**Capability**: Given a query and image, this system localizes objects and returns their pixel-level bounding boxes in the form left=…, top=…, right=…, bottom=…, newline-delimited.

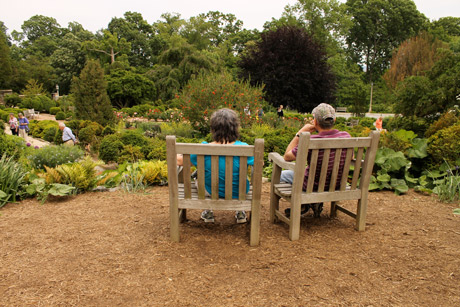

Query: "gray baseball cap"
left=312, top=103, right=336, bottom=121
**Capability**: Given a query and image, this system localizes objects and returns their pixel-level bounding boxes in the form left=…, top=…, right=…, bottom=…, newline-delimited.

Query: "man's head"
left=59, top=122, right=66, bottom=131
left=312, top=103, right=336, bottom=130
left=210, top=108, right=240, bottom=144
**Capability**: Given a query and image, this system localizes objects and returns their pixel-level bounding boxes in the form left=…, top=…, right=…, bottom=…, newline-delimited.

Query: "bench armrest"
left=268, top=152, right=296, bottom=171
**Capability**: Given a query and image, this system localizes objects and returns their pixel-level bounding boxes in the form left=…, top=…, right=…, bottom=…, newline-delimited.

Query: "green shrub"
left=28, top=145, right=84, bottom=169
left=121, top=130, right=148, bottom=147
left=173, top=71, right=265, bottom=133
left=0, top=154, right=27, bottom=207
left=99, top=134, right=124, bottom=163
left=43, top=127, right=58, bottom=143
left=358, top=117, right=377, bottom=129
left=428, top=123, right=460, bottom=166
left=143, top=137, right=166, bottom=161
left=49, top=107, right=62, bottom=115
left=78, top=126, right=98, bottom=146
left=55, top=111, right=66, bottom=120
left=425, top=111, right=459, bottom=138
left=386, top=115, right=428, bottom=137
left=4, top=94, right=21, bottom=107
left=28, top=120, right=59, bottom=139
left=0, top=134, right=26, bottom=160
left=159, top=122, right=196, bottom=139
left=118, top=145, right=144, bottom=163
left=102, top=125, right=116, bottom=136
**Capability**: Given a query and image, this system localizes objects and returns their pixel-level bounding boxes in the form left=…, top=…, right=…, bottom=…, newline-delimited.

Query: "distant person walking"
left=17, top=113, right=29, bottom=141
left=277, top=105, right=284, bottom=119
left=59, top=123, right=77, bottom=146
left=8, top=113, right=19, bottom=136
left=374, top=116, right=383, bottom=131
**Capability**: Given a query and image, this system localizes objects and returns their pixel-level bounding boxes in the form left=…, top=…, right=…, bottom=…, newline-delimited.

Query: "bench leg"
left=269, top=166, right=281, bottom=223
left=289, top=200, right=301, bottom=241
left=330, top=201, right=338, bottom=218
left=170, top=202, right=180, bottom=242
left=356, top=198, right=368, bottom=231
left=179, top=209, right=187, bottom=223
left=250, top=205, right=260, bottom=246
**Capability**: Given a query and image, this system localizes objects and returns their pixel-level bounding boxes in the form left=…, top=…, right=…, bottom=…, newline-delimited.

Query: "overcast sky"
left=1, top=0, right=459, bottom=35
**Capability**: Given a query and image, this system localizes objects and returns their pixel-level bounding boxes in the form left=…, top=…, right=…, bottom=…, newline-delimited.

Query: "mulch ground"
left=1, top=183, right=459, bottom=306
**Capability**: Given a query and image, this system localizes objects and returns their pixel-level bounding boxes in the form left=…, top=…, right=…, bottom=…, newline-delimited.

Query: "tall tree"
left=383, top=32, right=449, bottom=89
left=282, top=0, right=352, bottom=54
left=50, top=32, right=88, bottom=94
left=239, top=26, right=335, bottom=112
left=346, top=0, right=428, bottom=83
left=71, top=60, right=114, bottom=126
left=83, top=30, right=131, bottom=64
left=108, top=12, right=164, bottom=67
left=0, top=29, right=12, bottom=88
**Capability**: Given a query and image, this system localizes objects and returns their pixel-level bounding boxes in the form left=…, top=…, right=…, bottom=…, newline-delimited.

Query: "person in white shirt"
left=59, top=122, right=76, bottom=146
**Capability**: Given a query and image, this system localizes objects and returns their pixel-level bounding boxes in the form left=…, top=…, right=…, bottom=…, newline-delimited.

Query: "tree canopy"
left=239, top=25, right=335, bottom=112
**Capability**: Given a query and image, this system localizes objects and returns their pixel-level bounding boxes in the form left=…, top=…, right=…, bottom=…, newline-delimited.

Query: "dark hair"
left=210, top=108, right=240, bottom=143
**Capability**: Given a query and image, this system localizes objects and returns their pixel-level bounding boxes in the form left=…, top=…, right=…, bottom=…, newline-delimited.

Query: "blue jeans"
left=280, top=170, right=294, bottom=184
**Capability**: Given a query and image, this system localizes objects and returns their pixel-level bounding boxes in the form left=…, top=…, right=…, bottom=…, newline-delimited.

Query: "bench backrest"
left=292, top=131, right=380, bottom=197
left=166, top=136, right=264, bottom=203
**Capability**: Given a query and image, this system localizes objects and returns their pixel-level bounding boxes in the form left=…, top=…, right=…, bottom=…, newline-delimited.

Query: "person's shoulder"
left=234, top=140, right=248, bottom=145
left=337, top=130, right=351, bottom=138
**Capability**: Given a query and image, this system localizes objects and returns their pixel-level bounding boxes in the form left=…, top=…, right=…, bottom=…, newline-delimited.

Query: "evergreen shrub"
left=49, top=107, right=62, bottom=115
left=99, top=134, right=124, bottom=163
left=55, top=111, right=66, bottom=120
left=428, top=123, right=460, bottom=166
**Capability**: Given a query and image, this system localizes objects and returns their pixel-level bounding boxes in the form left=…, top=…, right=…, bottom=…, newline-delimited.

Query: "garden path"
left=3, top=113, right=59, bottom=148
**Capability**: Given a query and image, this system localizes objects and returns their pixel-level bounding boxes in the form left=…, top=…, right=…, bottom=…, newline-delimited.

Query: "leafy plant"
left=0, top=154, right=27, bottom=207
left=120, top=163, right=145, bottom=193
left=26, top=178, right=75, bottom=204
left=28, top=145, right=84, bottom=169
left=431, top=162, right=460, bottom=203
left=99, top=134, right=124, bottom=163
left=139, top=160, right=168, bottom=185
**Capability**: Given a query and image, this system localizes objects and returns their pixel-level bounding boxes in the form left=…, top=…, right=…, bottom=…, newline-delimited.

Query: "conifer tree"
left=71, top=60, right=114, bottom=126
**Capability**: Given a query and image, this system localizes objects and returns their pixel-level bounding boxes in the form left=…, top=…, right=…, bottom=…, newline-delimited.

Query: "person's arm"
left=283, top=123, right=316, bottom=161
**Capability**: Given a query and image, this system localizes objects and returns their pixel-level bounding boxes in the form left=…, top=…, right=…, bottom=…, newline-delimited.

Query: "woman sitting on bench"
left=177, top=108, right=254, bottom=224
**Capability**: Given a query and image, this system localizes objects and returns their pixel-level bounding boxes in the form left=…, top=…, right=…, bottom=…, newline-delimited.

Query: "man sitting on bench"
left=280, top=103, right=351, bottom=217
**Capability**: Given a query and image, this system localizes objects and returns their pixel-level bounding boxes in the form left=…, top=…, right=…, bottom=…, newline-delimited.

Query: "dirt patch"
left=1, top=183, right=459, bottom=306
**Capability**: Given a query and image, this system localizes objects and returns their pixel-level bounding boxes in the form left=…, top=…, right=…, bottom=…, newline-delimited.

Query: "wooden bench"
left=269, top=131, right=380, bottom=240
left=336, top=107, right=347, bottom=112
left=166, top=136, right=264, bottom=246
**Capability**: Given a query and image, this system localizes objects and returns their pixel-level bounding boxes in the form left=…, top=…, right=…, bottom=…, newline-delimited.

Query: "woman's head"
left=9, top=113, right=14, bottom=118
left=210, top=108, right=240, bottom=144
left=18, top=112, right=23, bottom=118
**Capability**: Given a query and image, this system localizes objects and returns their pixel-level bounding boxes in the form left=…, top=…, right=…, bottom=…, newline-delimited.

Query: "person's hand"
left=299, top=123, right=316, bottom=134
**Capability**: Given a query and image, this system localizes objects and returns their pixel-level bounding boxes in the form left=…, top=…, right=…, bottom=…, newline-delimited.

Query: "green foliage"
left=120, top=163, right=145, bottom=193
left=55, top=111, right=66, bottom=120
left=174, top=71, right=264, bottom=133
left=385, top=115, right=428, bottom=137
left=43, top=126, right=58, bottom=142
left=28, top=145, right=84, bottom=169
left=28, top=120, right=59, bottom=139
left=239, top=25, right=335, bottom=112
left=102, top=125, right=116, bottom=136
left=51, top=156, right=103, bottom=192
left=49, top=106, right=61, bottom=115
left=120, top=130, right=147, bottom=147
left=99, top=134, right=124, bottom=163
left=159, top=122, right=196, bottom=139
left=71, top=59, right=114, bottom=126
left=139, top=160, right=168, bottom=185
left=118, top=145, right=144, bottom=163
left=143, top=138, right=166, bottom=161
left=105, top=69, right=156, bottom=108
left=4, top=94, right=21, bottom=107
left=26, top=177, right=75, bottom=204
left=0, top=154, right=27, bottom=207
left=425, top=110, right=459, bottom=138
left=0, top=133, right=27, bottom=160
left=427, top=123, right=460, bottom=166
